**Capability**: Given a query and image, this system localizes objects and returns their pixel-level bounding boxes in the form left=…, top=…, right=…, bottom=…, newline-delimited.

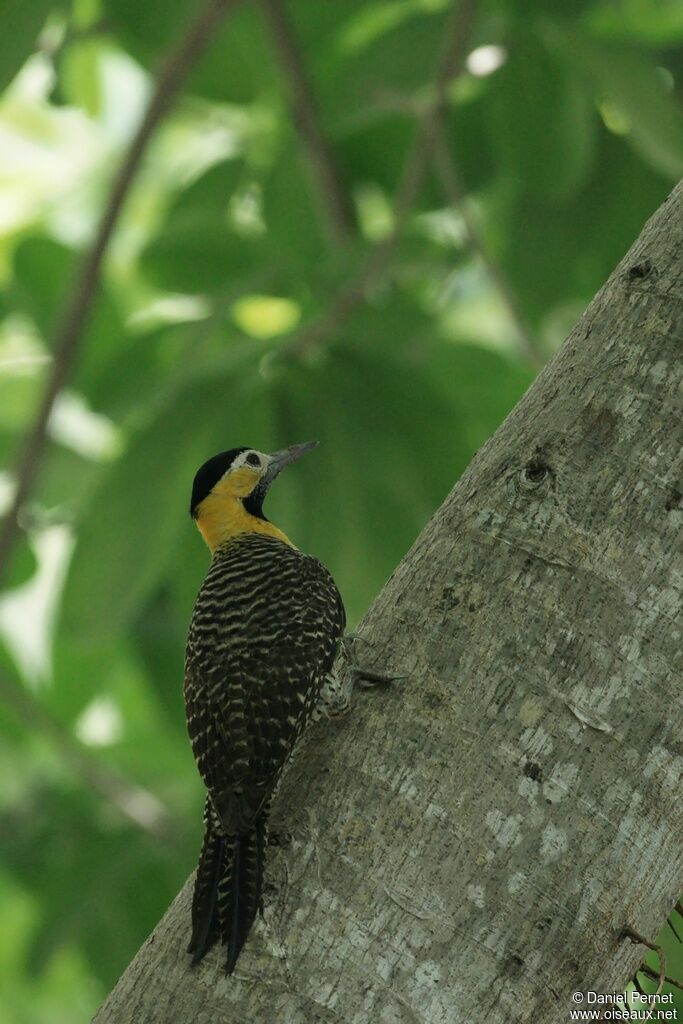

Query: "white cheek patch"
left=230, top=450, right=268, bottom=473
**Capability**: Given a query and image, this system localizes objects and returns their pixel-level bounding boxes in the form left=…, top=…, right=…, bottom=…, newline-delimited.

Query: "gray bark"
left=93, top=181, right=683, bottom=1024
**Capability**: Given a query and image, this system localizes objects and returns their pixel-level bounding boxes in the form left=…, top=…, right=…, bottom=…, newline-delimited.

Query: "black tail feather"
left=189, top=812, right=266, bottom=974
left=188, top=822, right=224, bottom=962
left=221, top=821, right=266, bottom=974
left=225, top=837, right=243, bottom=975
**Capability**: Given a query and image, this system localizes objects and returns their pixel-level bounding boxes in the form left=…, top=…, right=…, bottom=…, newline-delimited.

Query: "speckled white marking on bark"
left=507, top=872, right=526, bottom=895
left=466, top=884, right=486, bottom=908
left=486, top=810, right=524, bottom=848
left=517, top=777, right=538, bottom=804
left=540, top=824, right=569, bottom=861
left=542, top=762, right=579, bottom=804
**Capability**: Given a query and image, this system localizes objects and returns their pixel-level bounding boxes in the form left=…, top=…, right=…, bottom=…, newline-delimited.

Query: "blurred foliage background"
left=0, top=0, right=682, bottom=1020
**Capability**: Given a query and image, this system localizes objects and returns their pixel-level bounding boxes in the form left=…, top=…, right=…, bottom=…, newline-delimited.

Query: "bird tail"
left=188, top=803, right=266, bottom=974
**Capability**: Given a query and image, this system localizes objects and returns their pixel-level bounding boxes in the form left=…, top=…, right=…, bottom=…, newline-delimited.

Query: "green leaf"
left=311, top=2, right=450, bottom=130
left=585, top=0, right=683, bottom=45
left=104, top=0, right=195, bottom=67
left=49, top=632, right=126, bottom=723
left=336, top=0, right=448, bottom=53
left=550, top=28, right=683, bottom=179
left=492, top=129, right=673, bottom=323
left=11, top=237, right=126, bottom=400
left=129, top=588, right=194, bottom=739
left=337, top=114, right=416, bottom=198
left=11, top=238, right=72, bottom=340
left=425, top=342, right=534, bottom=453
left=59, top=352, right=266, bottom=642
left=486, top=29, right=595, bottom=201
left=441, top=87, right=498, bottom=197
left=1, top=783, right=187, bottom=988
left=2, top=538, right=38, bottom=591
left=260, top=139, right=332, bottom=274
left=79, top=328, right=171, bottom=421
left=34, top=443, right=103, bottom=516
left=139, top=159, right=262, bottom=294
left=0, top=373, right=44, bottom=434
left=266, top=337, right=465, bottom=621
left=141, top=144, right=339, bottom=298
left=0, top=1, right=54, bottom=92
left=106, top=0, right=279, bottom=103
left=58, top=36, right=104, bottom=117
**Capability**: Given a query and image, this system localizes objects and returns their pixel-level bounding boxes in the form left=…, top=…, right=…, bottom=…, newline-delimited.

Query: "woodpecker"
left=184, top=442, right=345, bottom=973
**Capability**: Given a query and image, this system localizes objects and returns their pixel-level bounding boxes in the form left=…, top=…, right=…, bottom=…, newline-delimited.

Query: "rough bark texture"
left=94, top=182, right=683, bottom=1023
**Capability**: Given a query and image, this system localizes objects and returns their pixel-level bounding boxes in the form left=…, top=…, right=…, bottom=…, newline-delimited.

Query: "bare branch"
left=637, top=963, right=683, bottom=993
left=432, top=132, right=545, bottom=368
left=667, top=913, right=682, bottom=943
left=259, top=0, right=355, bottom=246
left=282, top=0, right=477, bottom=360
left=0, top=0, right=239, bottom=585
left=0, top=670, right=173, bottom=840
left=622, top=927, right=667, bottom=996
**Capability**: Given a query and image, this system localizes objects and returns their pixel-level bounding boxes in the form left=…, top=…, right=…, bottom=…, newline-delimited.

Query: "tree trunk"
left=93, top=181, right=683, bottom=1024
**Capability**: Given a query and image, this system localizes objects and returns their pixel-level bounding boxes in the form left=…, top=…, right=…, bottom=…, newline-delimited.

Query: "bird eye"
left=245, top=452, right=261, bottom=467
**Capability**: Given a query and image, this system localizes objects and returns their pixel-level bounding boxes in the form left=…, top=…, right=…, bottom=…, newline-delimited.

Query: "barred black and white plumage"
left=184, top=444, right=345, bottom=973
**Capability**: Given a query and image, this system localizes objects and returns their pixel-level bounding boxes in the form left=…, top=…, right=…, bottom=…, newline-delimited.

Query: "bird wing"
left=185, top=538, right=345, bottom=836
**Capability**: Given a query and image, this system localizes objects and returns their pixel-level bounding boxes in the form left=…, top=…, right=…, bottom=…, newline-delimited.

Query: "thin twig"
left=282, top=0, right=476, bottom=360
left=667, top=915, right=682, bottom=943
left=622, top=927, right=667, bottom=996
left=432, top=132, right=544, bottom=369
left=0, top=671, right=173, bottom=840
left=637, top=963, right=683, bottom=993
left=632, top=974, right=647, bottom=999
left=0, top=0, right=238, bottom=585
left=259, top=0, right=355, bottom=246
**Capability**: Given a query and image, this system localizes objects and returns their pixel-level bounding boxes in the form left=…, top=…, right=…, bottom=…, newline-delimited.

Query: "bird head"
left=190, top=442, right=318, bottom=551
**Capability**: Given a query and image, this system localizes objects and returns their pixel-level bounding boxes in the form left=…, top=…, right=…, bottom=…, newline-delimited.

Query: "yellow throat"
left=194, top=466, right=294, bottom=553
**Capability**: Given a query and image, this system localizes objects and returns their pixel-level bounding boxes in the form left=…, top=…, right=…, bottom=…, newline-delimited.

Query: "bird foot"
left=341, top=634, right=408, bottom=690
left=314, top=637, right=405, bottom=721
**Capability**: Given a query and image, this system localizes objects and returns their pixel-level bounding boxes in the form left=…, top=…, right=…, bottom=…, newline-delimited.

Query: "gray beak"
left=263, top=441, right=318, bottom=486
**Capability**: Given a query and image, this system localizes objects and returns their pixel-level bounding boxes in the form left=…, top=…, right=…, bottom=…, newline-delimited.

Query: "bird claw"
left=352, top=668, right=408, bottom=689
left=342, top=634, right=407, bottom=690
left=342, top=631, right=365, bottom=645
